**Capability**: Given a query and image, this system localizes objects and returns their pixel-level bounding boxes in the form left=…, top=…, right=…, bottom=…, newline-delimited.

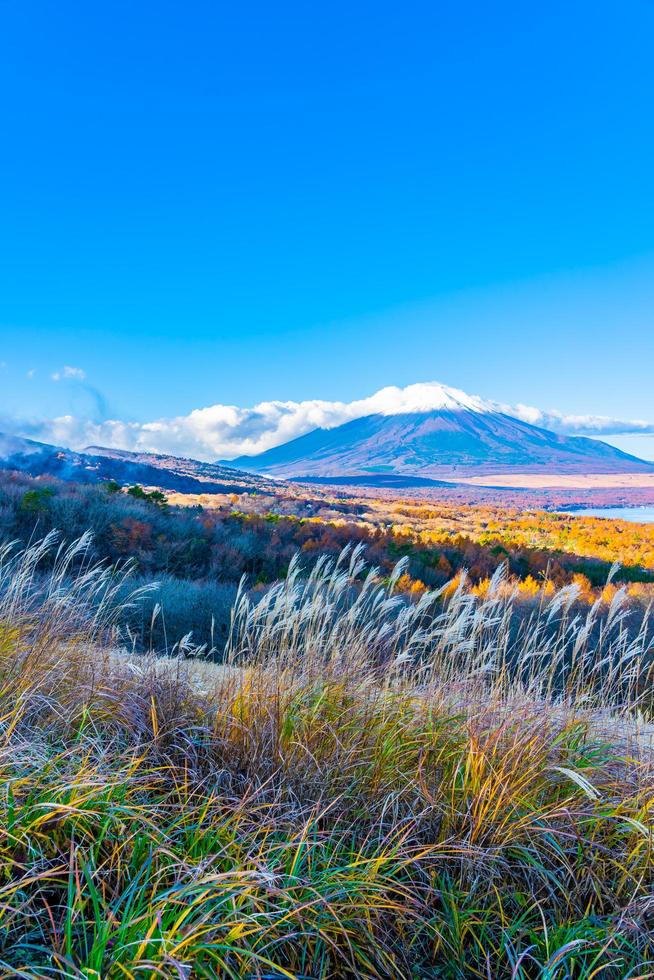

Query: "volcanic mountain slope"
left=225, top=404, right=653, bottom=481
left=0, top=434, right=273, bottom=494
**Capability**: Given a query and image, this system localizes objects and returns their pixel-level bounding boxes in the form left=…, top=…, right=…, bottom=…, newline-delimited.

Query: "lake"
left=560, top=506, right=654, bottom=523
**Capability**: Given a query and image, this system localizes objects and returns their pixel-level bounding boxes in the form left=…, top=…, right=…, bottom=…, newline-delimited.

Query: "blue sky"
left=1, top=0, right=653, bottom=458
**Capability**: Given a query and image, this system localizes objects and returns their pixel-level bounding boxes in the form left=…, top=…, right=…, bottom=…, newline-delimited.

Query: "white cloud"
left=3, top=381, right=654, bottom=462
left=51, top=365, right=86, bottom=382
left=492, top=402, right=654, bottom=437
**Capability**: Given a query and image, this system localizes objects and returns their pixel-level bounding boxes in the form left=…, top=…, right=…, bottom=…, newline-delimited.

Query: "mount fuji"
left=224, top=384, right=653, bottom=482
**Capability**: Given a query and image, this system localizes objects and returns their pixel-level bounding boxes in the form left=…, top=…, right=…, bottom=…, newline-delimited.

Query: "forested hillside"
left=2, top=469, right=653, bottom=651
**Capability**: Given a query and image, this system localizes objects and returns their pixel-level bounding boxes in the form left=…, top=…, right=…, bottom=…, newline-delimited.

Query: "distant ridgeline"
left=3, top=381, right=653, bottom=498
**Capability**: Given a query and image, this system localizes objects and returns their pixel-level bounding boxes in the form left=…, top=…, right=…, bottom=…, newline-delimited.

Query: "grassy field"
left=1, top=534, right=654, bottom=978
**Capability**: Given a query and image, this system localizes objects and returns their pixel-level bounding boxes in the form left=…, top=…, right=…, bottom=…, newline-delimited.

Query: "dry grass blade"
left=0, top=536, right=652, bottom=977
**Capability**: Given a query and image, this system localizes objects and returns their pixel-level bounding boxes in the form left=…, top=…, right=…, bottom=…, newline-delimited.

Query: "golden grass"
left=0, top=536, right=654, bottom=977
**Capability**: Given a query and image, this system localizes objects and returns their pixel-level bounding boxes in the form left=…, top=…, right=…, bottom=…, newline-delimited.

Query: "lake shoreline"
left=559, top=505, right=654, bottom=524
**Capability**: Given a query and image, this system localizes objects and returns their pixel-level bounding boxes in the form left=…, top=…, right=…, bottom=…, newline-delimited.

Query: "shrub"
left=20, top=486, right=55, bottom=513
left=121, top=573, right=236, bottom=652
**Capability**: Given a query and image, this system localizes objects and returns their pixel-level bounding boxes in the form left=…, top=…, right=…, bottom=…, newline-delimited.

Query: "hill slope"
left=0, top=434, right=272, bottom=494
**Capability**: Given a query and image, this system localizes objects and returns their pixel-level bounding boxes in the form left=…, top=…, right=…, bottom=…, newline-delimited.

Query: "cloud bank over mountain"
left=3, top=382, right=654, bottom=463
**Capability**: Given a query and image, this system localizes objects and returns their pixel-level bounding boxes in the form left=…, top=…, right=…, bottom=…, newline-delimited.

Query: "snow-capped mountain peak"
left=361, top=382, right=492, bottom=417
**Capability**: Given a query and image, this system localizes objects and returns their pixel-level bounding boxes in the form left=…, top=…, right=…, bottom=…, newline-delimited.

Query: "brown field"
left=458, top=472, right=654, bottom=489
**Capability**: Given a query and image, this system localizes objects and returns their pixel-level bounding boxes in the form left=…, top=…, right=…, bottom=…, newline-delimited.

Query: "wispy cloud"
left=493, top=403, right=654, bottom=437
left=51, top=365, right=86, bottom=382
